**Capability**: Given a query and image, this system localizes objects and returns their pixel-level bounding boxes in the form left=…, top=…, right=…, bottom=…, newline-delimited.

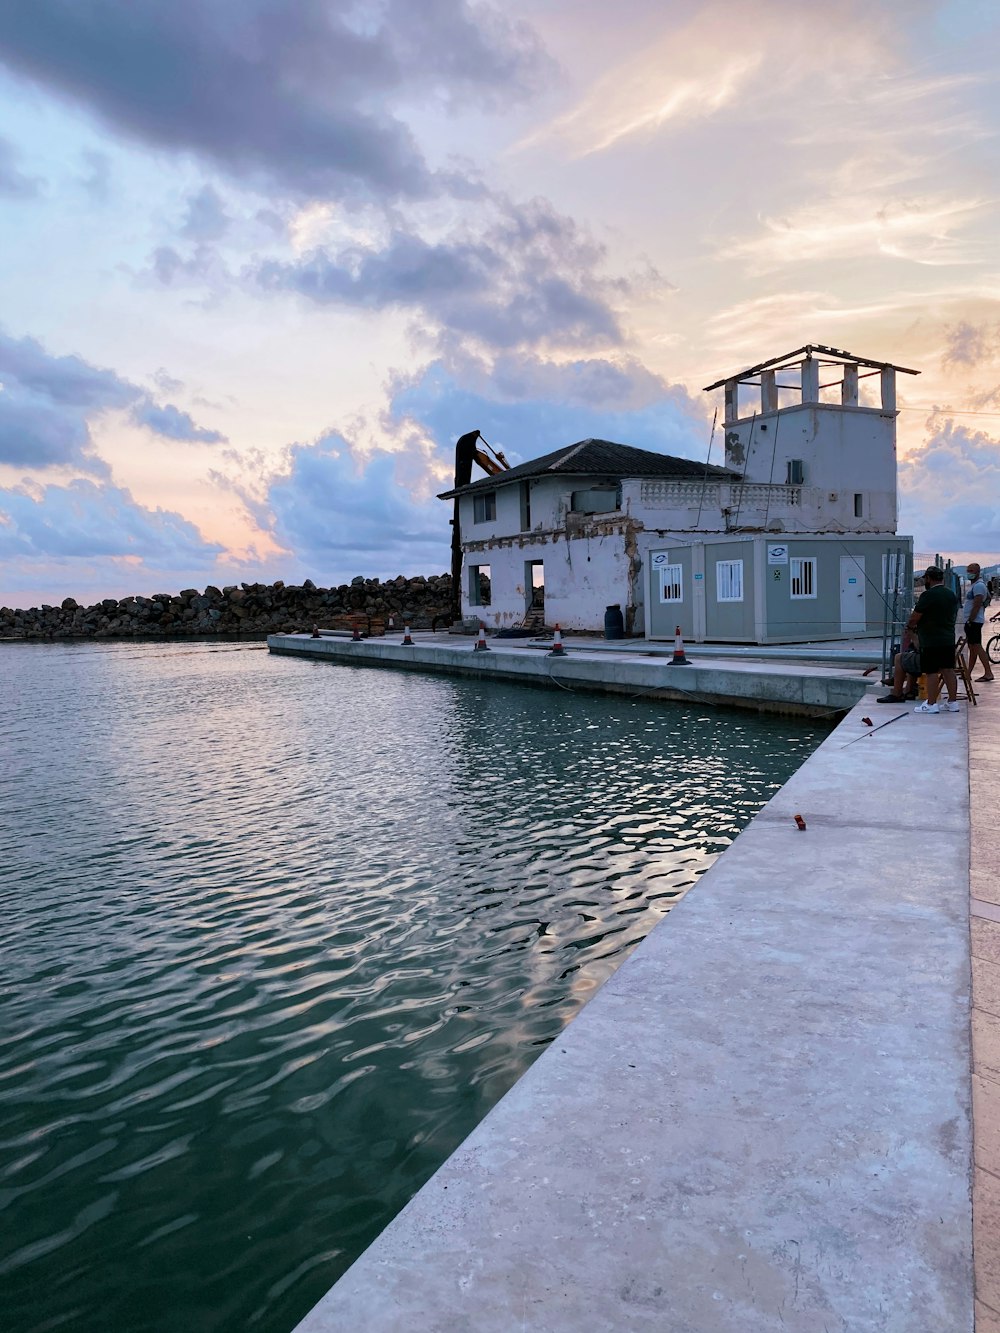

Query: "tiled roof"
left=437, top=438, right=737, bottom=499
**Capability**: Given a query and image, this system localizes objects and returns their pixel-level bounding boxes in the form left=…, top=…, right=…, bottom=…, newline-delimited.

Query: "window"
left=786, top=459, right=804, bottom=485
left=854, top=493, right=864, bottom=518
left=469, top=564, right=491, bottom=606
left=473, top=491, right=496, bottom=523
left=659, top=563, right=683, bottom=603
left=882, top=552, right=906, bottom=597
left=790, top=556, right=817, bottom=599
left=716, top=559, right=744, bottom=602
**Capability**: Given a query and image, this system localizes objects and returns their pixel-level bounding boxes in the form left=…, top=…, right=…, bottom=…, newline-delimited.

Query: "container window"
left=659, top=563, right=683, bottom=603
left=716, top=559, right=744, bottom=602
left=882, top=552, right=906, bottom=596
left=790, top=557, right=817, bottom=599
left=854, top=493, right=863, bottom=517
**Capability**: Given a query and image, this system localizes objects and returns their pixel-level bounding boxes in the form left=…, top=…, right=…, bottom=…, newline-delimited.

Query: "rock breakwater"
left=1, top=575, right=454, bottom=640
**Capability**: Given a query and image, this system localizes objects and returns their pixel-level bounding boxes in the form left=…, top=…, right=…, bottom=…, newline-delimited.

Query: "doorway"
left=839, top=554, right=866, bottom=633
left=525, top=560, right=544, bottom=620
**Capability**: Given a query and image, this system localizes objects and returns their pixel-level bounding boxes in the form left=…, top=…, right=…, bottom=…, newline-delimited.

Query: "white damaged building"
left=438, top=346, right=916, bottom=644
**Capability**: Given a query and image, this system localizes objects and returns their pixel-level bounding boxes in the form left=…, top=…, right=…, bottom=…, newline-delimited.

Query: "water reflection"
left=0, top=642, right=824, bottom=1332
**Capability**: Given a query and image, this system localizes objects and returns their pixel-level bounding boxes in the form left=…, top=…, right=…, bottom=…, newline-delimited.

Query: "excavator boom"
left=449, top=430, right=510, bottom=622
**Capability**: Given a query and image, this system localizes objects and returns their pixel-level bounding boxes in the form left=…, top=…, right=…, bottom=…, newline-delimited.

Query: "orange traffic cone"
left=549, top=624, right=567, bottom=657
left=351, top=620, right=363, bottom=641
left=473, top=623, right=491, bottom=652
left=667, top=624, right=689, bottom=665
left=401, top=624, right=414, bottom=645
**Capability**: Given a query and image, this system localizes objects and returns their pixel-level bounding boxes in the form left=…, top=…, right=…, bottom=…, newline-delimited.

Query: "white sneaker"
left=913, top=702, right=940, bottom=713
left=944, top=701, right=961, bottom=713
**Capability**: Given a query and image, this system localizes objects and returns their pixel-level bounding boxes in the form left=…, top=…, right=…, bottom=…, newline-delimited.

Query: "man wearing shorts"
left=909, top=566, right=960, bottom=714
left=964, top=561, right=995, bottom=683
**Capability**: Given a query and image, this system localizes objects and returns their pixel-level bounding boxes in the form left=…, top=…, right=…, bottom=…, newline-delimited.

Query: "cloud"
left=262, top=435, right=448, bottom=580
left=700, top=288, right=993, bottom=367
left=385, top=351, right=707, bottom=467
left=77, top=147, right=110, bottom=201
left=0, top=330, right=137, bottom=411
left=727, top=192, right=989, bottom=269
left=0, top=133, right=42, bottom=196
left=0, top=477, right=224, bottom=565
left=521, top=50, right=760, bottom=157
left=0, top=0, right=545, bottom=201
left=130, top=401, right=227, bottom=444
left=0, top=384, right=109, bottom=475
left=942, top=319, right=1000, bottom=369
left=180, top=184, right=230, bottom=241
left=251, top=197, right=625, bottom=352
left=0, top=330, right=135, bottom=472
left=146, top=244, right=232, bottom=291
left=0, top=328, right=226, bottom=469
left=898, top=418, right=1000, bottom=554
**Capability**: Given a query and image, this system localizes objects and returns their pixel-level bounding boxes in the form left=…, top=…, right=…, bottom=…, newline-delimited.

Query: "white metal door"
left=839, top=555, right=866, bottom=633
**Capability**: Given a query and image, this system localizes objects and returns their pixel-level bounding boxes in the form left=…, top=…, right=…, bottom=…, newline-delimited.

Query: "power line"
left=898, top=406, right=1000, bottom=418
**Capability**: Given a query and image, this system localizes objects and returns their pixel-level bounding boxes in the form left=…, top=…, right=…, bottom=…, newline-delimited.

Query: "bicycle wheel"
left=988, top=633, right=1000, bottom=666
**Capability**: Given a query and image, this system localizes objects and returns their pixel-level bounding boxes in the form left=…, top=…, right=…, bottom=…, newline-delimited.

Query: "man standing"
left=909, top=566, right=960, bottom=714
left=964, top=562, right=995, bottom=683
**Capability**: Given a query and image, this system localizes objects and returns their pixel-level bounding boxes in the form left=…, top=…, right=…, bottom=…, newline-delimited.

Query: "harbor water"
left=1, top=640, right=824, bottom=1332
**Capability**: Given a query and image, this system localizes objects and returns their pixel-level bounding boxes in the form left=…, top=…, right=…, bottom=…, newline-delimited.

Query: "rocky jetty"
left=0, top=575, right=454, bottom=640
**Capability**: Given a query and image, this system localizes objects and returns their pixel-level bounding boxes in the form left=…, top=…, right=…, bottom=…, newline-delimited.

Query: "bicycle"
left=987, top=611, right=1000, bottom=666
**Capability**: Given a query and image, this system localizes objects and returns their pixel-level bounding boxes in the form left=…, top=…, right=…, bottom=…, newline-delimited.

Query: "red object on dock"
left=668, top=625, right=690, bottom=665
left=473, top=623, right=490, bottom=652
left=794, top=814, right=807, bottom=831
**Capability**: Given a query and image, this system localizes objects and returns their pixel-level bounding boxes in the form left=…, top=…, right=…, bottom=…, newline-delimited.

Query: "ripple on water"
left=0, top=641, right=824, bottom=1333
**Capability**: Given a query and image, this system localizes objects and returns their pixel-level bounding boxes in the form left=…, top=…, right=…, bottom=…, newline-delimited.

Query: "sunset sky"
left=1, top=0, right=999, bottom=608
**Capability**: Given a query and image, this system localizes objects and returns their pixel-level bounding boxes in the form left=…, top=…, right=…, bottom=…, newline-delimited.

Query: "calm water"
left=1, top=641, right=824, bottom=1332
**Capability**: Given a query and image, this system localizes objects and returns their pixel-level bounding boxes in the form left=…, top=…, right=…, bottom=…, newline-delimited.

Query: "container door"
left=839, top=555, right=866, bottom=633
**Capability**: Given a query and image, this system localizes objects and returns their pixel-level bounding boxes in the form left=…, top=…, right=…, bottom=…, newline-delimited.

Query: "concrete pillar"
left=841, top=365, right=859, bottom=407
left=880, top=368, right=897, bottom=412
left=801, top=356, right=820, bottom=404
left=724, top=381, right=738, bottom=424
left=761, top=370, right=778, bottom=414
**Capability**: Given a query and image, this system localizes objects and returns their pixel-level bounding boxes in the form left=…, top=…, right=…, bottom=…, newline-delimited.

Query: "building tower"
left=703, top=345, right=918, bottom=533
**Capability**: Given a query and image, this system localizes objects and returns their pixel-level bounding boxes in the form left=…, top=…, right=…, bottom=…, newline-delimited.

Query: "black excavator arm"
left=449, top=430, right=510, bottom=622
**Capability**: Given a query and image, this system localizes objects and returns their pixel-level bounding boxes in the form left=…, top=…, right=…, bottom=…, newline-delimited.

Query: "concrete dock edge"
left=287, top=682, right=974, bottom=1332
left=267, top=632, right=872, bottom=718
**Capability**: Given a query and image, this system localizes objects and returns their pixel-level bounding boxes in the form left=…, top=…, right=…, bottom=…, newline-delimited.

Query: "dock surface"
left=282, top=638, right=991, bottom=1331
left=267, top=630, right=875, bottom=717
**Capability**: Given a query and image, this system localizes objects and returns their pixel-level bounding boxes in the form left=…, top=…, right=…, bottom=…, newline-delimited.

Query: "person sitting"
left=877, top=630, right=920, bottom=703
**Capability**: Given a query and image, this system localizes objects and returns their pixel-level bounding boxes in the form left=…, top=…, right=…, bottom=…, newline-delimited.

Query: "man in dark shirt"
left=908, top=565, right=960, bottom=714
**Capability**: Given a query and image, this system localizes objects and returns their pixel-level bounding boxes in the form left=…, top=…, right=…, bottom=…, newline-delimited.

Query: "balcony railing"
left=639, top=481, right=801, bottom=508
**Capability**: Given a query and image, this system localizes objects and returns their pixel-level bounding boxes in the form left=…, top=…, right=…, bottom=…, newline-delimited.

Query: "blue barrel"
left=604, top=604, right=625, bottom=640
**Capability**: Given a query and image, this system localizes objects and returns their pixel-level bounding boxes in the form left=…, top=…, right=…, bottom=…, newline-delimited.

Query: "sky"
left=1, top=0, right=999, bottom=609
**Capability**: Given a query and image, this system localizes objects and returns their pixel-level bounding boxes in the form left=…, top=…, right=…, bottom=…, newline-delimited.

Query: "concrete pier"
left=969, top=679, right=1000, bottom=1328
left=285, top=645, right=987, bottom=1331
left=267, top=631, right=874, bottom=717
